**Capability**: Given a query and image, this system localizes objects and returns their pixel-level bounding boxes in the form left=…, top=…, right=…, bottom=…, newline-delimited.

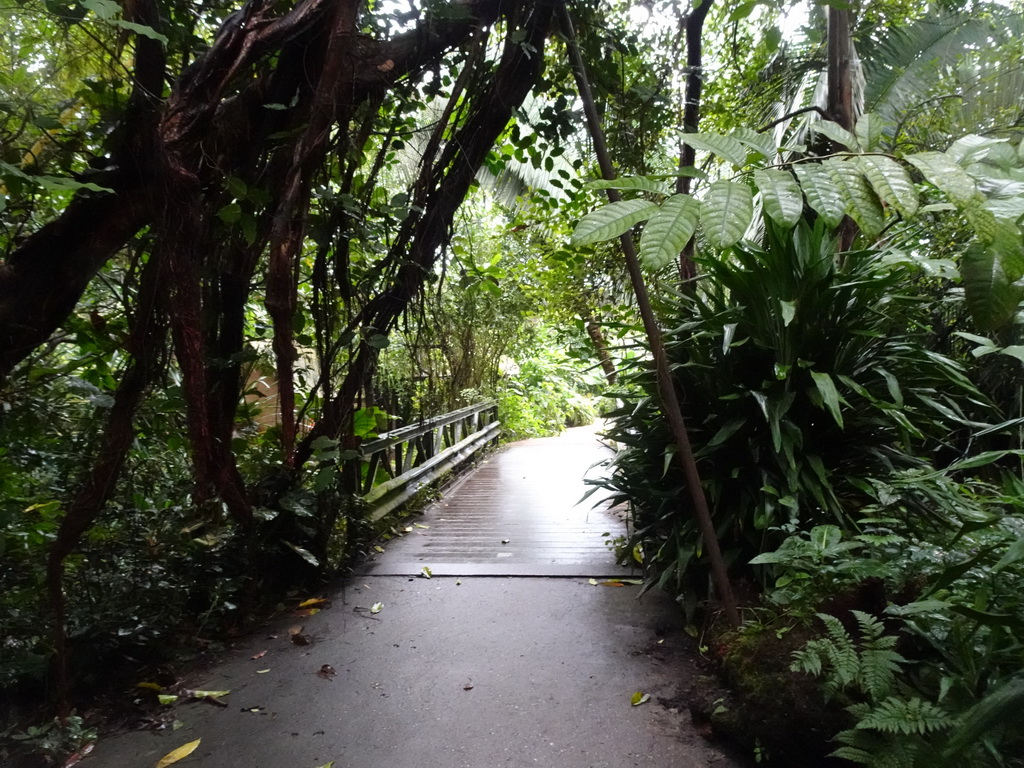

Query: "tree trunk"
left=559, top=2, right=740, bottom=628
left=676, top=0, right=713, bottom=283
left=583, top=314, right=617, bottom=385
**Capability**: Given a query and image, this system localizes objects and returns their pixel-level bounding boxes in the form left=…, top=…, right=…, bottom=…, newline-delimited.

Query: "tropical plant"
left=594, top=217, right=989, bottom=597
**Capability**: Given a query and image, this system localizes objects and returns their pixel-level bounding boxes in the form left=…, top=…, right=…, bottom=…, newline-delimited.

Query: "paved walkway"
left=82, top=425, right=745, bottom=768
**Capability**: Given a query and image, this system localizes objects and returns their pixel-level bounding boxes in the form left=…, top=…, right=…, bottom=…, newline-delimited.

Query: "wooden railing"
left=347, top=401, right=500, bottom=522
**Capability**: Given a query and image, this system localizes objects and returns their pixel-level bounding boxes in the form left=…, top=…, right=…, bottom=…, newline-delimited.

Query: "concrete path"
left=82, top=426, right=746, bottom=768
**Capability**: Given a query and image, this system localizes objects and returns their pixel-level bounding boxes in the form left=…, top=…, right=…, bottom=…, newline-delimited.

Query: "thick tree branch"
left=0, top=0, right=517, bottom=379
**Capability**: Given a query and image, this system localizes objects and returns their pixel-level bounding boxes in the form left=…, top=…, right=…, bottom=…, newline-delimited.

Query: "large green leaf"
left=811, top=120, right=860, bottom=151
left=700, top=180, right=753, bottom=249
left=810, top=371, right=845, bottom=428
left=856, top=155, right=919, bottom=220
left=586, top=176, right=672, bottom=195
left=961, top=242, right=1022, bottom=331
left=571, top=199, right=658, bottom=246
left=639, top=194, right=701, bottom=270
left=906, top=151, right=982, bottom=206
left=754, top=168, right=803, bottom=229
left=794, top=163, right=846, bottom=228
left=682, top=132, right=748, bottom=168
left=731, top=126, right=776, bottom=161
left=855, top=113, right=884, bottom=152
left=965, top=208, right=1024, bottom=279
left=823, top=158, right=886, bottom=236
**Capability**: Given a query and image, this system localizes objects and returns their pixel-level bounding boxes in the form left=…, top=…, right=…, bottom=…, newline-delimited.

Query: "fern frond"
left=859, top=647, right=904, bottom=702
left=855, top=696, right=953, bottom=736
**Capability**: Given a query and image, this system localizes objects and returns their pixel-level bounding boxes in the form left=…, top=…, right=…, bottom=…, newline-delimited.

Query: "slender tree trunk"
left=559, top=1, right=740, bottom=629
left=827, top=5, right=858, bottom=252
left=676, top=0, right=713, bottom=283
left=583, top=313, right=617, bottom=385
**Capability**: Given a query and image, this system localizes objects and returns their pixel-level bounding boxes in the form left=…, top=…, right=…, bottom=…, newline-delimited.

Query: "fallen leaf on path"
left=370, top=602, right=383, bottom=615
left=419, top=566, right=432, bottom=579
left=298, top=598, right=330, bottom=609
left=61, top=741, right=93, bottom=767
left=314, top=762, right=335, bottom=768
left=501, top=539, right=510, bottom=544
left=251, top=650, right=267, bottom=659
left=317, top=664, right=337, bottom=680
left=455, top=579, right=462, bottom=586
left=630, top=692, right=651, bottom=707
left=588, top=578, right=598, bottom=586
left=136, top=682, right=162, bottom=692
left=187, top=690, right=230, bottom=707
left=463, top=683, right=474, bottom=691
left=157, top=694, right=179, bottom=706
left=373, top=545, right=385, bottom=553
left=289, top=626, right=310, bottom=645
left=414, top=523, right=429, bottom=529
left=403, top=526, right=414, bottom=532
left=600, top=581, right=626, bottom=587
left=256, top=669, right=270, bottom=674
left=154, top=739, right=200, bottom=768
left=293, top=608, right=320, bottom=616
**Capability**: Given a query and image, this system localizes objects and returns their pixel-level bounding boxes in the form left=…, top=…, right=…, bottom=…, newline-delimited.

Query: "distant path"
left=357, top=421, right=628, bottom=576
left=82, top=425, right=747, bottom=768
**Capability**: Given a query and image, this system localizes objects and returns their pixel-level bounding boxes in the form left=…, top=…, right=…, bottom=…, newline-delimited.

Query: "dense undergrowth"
left=597, top=221, right=1024, bottom=766
left=0, top=319, right=599, bottom=765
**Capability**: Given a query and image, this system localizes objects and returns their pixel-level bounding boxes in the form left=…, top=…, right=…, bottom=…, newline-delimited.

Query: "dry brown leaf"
left=251, top=650, right=267, bottom=660
left=317, top=664, right=337, bottom=680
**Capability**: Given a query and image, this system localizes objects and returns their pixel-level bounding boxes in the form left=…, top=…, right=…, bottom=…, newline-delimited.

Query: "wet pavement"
left=81, top=425, right=747, bottom=768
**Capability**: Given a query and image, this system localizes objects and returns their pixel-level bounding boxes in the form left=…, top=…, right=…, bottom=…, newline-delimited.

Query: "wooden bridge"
left=352, top=410, right=631, bottom=578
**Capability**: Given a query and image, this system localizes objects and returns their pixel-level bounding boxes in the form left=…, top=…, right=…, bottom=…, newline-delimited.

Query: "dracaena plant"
left=592, top=217, right=991, bottom=597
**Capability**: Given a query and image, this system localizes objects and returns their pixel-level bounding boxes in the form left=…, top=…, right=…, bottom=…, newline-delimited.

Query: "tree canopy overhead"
left=5, top=0, right=1024, bottom=746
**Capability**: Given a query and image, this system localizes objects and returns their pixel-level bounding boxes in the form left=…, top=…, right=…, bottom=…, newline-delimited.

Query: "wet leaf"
left=317, top=664, right=337, bottom=680
left=631, top=692, right=651, bottom=706
left=298, top=598, right=329, bottom=609
left=155, top=739, right=201, bottom=768
left=188, top=690, right=229, bottom=708
left=370, top=602, right=383, bottom=614
left=158, top=694, right=179, bottom=706
left=251, top=650, right=267, bottom=659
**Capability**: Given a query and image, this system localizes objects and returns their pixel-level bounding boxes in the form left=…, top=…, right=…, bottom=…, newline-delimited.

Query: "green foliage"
left=595, top=218, right=986, bottom=596
left=494, top=333, right=599, bottom=440
left=758, top=468, right=1024, bottom=767
left=572, top=123, right=1024, bottom=335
